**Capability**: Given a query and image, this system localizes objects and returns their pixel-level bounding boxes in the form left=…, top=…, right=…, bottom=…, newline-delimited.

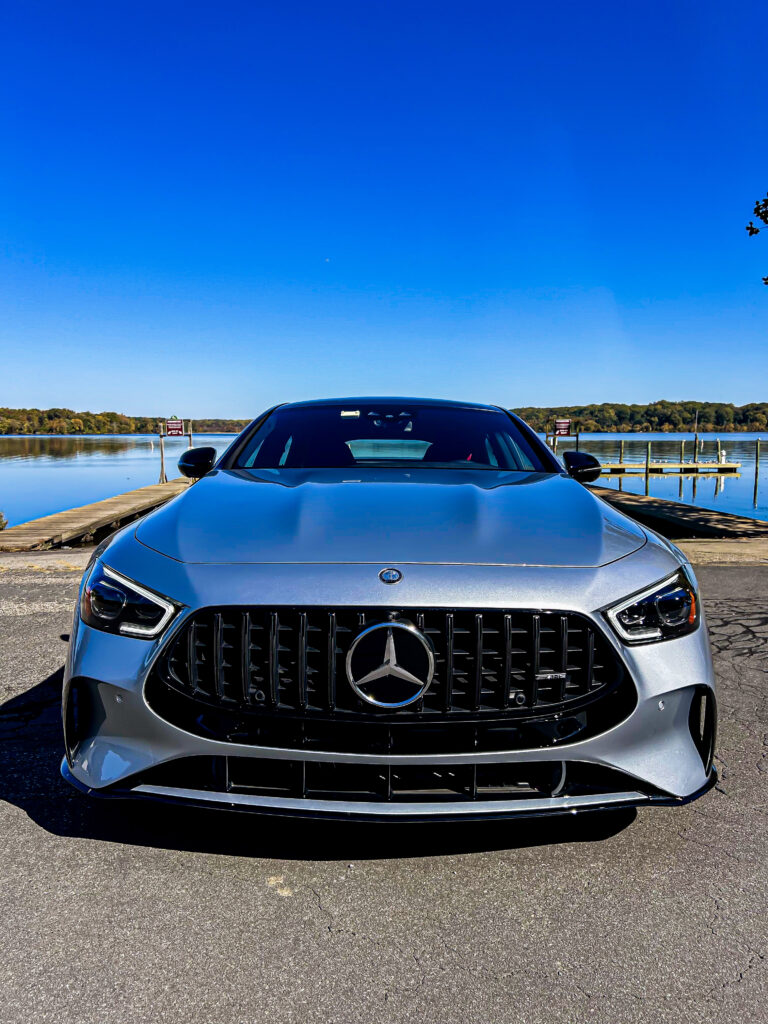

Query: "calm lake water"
left=0, top=431, right=766, bottom=527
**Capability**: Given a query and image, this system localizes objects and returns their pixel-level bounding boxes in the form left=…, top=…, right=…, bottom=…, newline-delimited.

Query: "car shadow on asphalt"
left=0, top=667, right=636, bottom=860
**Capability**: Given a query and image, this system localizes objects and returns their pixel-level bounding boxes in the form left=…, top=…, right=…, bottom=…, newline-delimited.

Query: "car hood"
left=134, top=468, right=646, bottom=567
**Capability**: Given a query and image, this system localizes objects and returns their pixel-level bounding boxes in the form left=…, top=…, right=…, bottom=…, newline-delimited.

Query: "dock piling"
left=158, top=424, right=167, bottom=484
left=755, top=438, right=761, bottom=508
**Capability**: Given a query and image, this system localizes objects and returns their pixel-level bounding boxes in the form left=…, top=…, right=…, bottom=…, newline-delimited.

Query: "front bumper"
left=62, top=542, right=717, bottom=821
left=63, top=625, right=717, bottom=821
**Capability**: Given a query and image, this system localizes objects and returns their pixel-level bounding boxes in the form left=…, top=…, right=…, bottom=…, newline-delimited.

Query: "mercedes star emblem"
left=345, top=621, right=434, bottom=708
left=378, top=567, right=403, bottom=584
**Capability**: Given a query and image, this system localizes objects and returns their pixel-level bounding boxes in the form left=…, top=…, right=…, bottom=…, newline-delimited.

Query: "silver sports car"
left=63, top=398, right=716, bottom=820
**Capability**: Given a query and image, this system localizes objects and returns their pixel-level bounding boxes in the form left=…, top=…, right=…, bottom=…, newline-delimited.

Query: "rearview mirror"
left=178, top=446, right=217, bottom=479
left=563, top=450, right=601, bottom=484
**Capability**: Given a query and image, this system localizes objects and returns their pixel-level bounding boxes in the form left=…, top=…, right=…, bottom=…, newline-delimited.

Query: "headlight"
left=604, top=567, right=699, bottom=644
left=80, top=562, right=178, bottom=638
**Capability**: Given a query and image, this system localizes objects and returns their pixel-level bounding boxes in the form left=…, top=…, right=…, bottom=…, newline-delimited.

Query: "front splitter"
left=61, top=758, right=717, bottom=824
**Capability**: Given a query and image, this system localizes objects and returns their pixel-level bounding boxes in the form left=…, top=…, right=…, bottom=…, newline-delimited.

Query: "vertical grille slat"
left=298, top=612, right=308, bottom=710
left=558, top=616, right=569, bottom=701
left=529, top=614, right=541, bottom=706
left=213, top=613, right=225, bottom=700
left=268, top=612, right=279, bottom=708
left=444, top=613, right=455, bottom=712
left=502, top=615, right=512, bottom=709
left=187, top=620, right=199, bottom=695
left=327, top=612, right=337, bottom=711
left=241, top=610, right=253, bottom=708
left=586, top=628, right=596, bottom=688
left=473, top=613, right=484, bottom=710
left=241, top=612, right=252, bottom=705
left=160, top=606, right=624, bottom=719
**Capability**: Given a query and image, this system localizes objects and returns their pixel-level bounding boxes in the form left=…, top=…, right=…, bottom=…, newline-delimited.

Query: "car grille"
left=145, top=606, right=633, bottom=752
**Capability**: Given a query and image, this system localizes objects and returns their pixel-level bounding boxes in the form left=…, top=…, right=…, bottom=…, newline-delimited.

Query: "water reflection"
left=0, top=435, right=139, bottom=461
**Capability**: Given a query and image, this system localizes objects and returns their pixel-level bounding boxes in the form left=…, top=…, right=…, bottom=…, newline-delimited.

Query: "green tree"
left=746, top=191, right=768, bottom=284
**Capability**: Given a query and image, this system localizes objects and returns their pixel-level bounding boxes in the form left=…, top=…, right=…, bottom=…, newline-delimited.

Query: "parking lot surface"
left=0, top=551, right=765, bottom=1023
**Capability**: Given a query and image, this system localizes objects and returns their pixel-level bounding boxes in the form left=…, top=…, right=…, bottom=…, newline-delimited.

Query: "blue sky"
left=2, top=1, right=766, bottom=416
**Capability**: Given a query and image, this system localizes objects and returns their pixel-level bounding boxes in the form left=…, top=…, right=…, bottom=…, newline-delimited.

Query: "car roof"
left=280, top=396, right=504, bottom=412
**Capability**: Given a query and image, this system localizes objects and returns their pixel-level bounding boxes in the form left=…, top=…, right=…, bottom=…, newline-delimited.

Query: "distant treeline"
left=513, top=401, right=768, bottom=433
left=1, top=401, right=767, bottom=436
left=0, top=408, right=250, bottom=435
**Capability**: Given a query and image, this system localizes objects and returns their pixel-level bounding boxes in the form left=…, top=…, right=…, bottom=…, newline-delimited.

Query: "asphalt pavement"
left=0, top=550, right=766, bottom=1023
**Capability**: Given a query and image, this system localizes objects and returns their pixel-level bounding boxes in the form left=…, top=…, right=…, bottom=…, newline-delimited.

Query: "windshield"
left=234, top=404, right=553, bottom=471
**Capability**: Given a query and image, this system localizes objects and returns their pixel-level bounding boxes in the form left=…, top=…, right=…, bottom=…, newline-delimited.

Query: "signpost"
left=546, top=418, right=578, bottom=453
left=158, top=418, right=189, bottom=480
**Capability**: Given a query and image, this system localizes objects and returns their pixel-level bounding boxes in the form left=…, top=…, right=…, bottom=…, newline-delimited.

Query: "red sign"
left=554, top=418, right=571, bottom=436
left=166, top=419, right=184, bottom=436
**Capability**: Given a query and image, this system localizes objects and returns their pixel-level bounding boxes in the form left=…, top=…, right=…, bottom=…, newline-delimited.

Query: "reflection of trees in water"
left=0, top=434, right=233, bottom=463
left=580, top=437, right=763, bottom=465
left=0, top=436, right=140, bottom=460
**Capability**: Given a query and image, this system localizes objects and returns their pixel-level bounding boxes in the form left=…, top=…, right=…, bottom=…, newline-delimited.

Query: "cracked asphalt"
left=0, top=550, right=766, bottom=1023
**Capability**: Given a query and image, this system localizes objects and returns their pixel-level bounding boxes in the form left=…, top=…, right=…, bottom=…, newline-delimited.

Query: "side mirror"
left=563, top=450, right=601, bottom=484
left=178, top=446, right=217, bottom=479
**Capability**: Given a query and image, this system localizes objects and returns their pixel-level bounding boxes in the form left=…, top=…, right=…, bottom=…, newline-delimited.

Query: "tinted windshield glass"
left=235, top=404, right=552, bottom=471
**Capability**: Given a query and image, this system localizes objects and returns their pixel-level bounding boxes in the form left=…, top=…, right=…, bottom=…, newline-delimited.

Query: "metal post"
left=159, top=424, right=167, bottom=484
left=755, top=438, right=761, bottom=508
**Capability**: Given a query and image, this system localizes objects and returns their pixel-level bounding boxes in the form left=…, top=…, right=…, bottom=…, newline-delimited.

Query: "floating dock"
left=550, top=436, right=752, bottom=477
left=0, top=478, right=191, bottom=552
left=600, top=461, right=740, bottom=474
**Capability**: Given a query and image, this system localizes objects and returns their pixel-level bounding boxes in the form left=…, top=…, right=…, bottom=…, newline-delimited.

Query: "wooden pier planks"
left=591, top=485, right=768, bottom=539
left=0, top=478, right=192, bottom=551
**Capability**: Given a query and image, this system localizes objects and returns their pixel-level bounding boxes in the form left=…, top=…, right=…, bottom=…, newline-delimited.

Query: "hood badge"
left=378, top=567, right=402, bottom=584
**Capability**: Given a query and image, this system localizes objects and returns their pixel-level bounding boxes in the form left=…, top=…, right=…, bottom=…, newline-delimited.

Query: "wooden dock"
left=0, top=478, right=191, bottom=552
left=600, top=461, right=740, bottom=474
left=592, top=486, right=768, bottom=539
